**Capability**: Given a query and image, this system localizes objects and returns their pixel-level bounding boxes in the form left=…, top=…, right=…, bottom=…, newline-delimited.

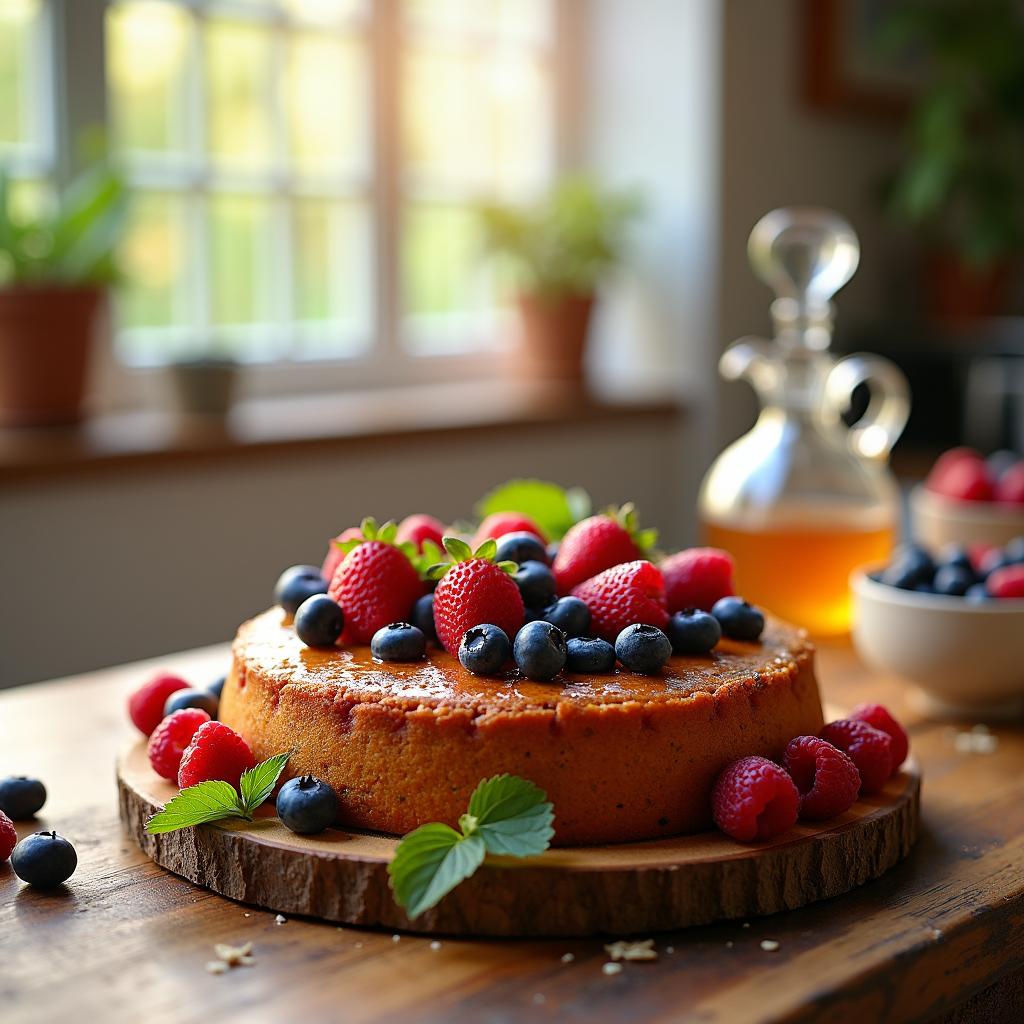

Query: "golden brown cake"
left=219, top=607, right=823, bottom=846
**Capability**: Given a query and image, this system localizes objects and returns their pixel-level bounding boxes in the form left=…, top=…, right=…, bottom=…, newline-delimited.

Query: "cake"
left=219, top=607, right=823, bottom=846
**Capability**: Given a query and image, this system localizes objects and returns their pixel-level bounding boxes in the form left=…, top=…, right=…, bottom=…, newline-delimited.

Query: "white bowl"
left=910, top=484, right=1024, bottom=550
left=851, top=568, right=1024, bottom=719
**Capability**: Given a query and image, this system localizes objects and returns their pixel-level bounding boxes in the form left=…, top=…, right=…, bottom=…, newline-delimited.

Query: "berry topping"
left=473, top=512, right=546, bottom=548
left=564, top=636, right=616, bottom=674
left=148, top=708, right=211, bottom=781
left=295, top=594, right=345, bottom=648
left=495, top=531, right=550, bottom=566
left=371, top=622, right=427, bottom=662
left=178, top=721, right=256, bottom=790
left=396, top=514, right=447, bottom=552
left=966, top=582, right=991, bottom=602
left=0, top=811, right=16, bottom=862
left=11, top=831, right=78, bottom=887
left=711, top=756, right=799, bottom=842
left=932, top=564, right=975, bottom=596
left=711, top=596, right=765, bottom=642
left=541, top=596, right=591, bottom=639
left=661, top=547, right=735, bottom=613
left=514, top=560, right=557, bottom=609
left=880, top=543, right=935, bottom=590
left=273, top=565, right=328, bottom=616
left=513, top=620, right=567, bottom=681
left=431, top=539, right=525, bottom=655
left=276, top=775, right=338, bottom=835
left=128, top=673, right=190, bottom=736
left=164, top=688, right=219, bottom=719
left=994, top=462, right=1024, bottom=505
left=849, top=703, right=908, bottom=773
left=783, top=735, right=861, bottom=820
left=553, top=504, right=656, bottom=594
left=665, top=608, right=722, bottom=655
left=987, top=564, right=1024, bottom=598
left=458, top=623, right=511, bottom=676
left=410, top=592, right=438, bottom=643
left=926, top=447, right=994, bottom=502
left=615, top=623, right=672, bottom=675
left=819, top=718, right=893, bottom=794
left=321, top=526, right=364, bottom=581
left=0, top=776, right=47, bottom=820
left=571, top=559, right=668, bottom=642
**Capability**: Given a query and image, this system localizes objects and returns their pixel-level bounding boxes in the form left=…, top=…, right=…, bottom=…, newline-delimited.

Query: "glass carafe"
left=698, top=208, right=910, bottom=635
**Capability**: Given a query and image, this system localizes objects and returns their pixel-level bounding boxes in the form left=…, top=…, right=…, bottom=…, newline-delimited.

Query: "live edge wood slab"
left=3, top=640, right=1024, bottom=1024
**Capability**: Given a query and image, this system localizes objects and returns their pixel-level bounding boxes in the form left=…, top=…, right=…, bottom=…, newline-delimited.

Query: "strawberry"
left=571, top=560, right=668, bottom=642
left=661, top=547, right=735, bottom=612
left=553, top=504, right=657, bottom=594
left=321, top=526, right=364, bottom=580
left=396, top=514, right=446, bottom=552
left=328, top=519, right=426, bottom=644
left=987, top=564, right=1024, bottom=599
left=926, top=447, right=994, bottom=502
left=473, top=512, right=546, bottom=548
left=431, top=537, right=525, bottom=654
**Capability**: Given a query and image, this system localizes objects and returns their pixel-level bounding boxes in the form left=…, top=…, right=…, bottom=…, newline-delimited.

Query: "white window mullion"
left=188, top=4, right=210, bottom=347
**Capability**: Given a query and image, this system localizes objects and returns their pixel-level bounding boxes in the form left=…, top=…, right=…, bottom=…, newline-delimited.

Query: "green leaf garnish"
left=388, top=774, right=554, bottom=919
left=239, top=752, right=291, bottom=814
left=442, top=536, right=474, bottom=562
left=476, top=479, right=591, bottom=541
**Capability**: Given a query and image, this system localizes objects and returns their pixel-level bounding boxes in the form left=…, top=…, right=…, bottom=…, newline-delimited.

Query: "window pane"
left=107, top=2, right=191, bottom=157
left=0, top=0, right=42, bottom=150
left=405, top=0, right=551, bottom=43
left=209, top=194, right=274, bottom=328
left=283, top=0, right=365, bottom=22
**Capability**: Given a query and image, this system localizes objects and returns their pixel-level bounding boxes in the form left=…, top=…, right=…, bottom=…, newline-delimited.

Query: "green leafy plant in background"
left=880, top=0, right=1024, bottom=268
left=0, top=160, right=127, bottom=287
left=476, top=479, right=592, bottom=541
left=478, top=175, right=643, bottom=298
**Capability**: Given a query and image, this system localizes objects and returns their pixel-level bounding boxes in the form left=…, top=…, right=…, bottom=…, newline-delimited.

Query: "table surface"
left=2, top=641, right=1023, bottom=1024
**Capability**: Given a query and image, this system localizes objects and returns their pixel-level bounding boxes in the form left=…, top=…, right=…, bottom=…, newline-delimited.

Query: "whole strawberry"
left=431, top=537, right=525, bottom=655
left=473, top=512, right=546, bottom=548
left=328, top=519, right=425, bottom=645
left=571, top=560, right=669, bottom=642
left=661, top=547, right=735, bottom=612
left=553, top=504, right=657, bottom=594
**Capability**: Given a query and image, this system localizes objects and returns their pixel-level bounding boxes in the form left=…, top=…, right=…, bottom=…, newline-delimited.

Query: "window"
left=1, top=0, right=566, bottom=393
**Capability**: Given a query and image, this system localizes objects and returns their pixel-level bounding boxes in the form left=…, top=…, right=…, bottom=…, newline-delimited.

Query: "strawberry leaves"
left=425, top=536, right=518, bottom=581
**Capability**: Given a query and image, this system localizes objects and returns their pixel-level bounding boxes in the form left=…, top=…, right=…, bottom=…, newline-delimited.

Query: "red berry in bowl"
left=128, top=673, right=190, bottom=736
left=819, top=719, right=893, bottom=794
left=711, top=756, right=799, bottom=841
left=148, top=708, right=211, bottom=781
left=850, top=703, right=908, bottom=773
left=784, top=735, right=861, bottom=820
left=178, top=721, right=256, bottom=789
left=994, top=462, right=1024, bottom=505
left=661, top=547, right=735, bottom=612
left=987, top=564, right=1024, bottom=598
left=0, top=810, right=16, bottom=863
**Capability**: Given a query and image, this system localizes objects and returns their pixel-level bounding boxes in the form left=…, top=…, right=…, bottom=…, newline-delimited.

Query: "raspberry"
left=987, top=564, right=1024, bottom=599
left=147, top=708, right=211, bottom=780
left=178, top=721, right=255, bottom=790
left=784, top=735, right=861, bottom=820
left=819, top=719, right=893, bottom=794
left=128, top=673, right=190, bottom=736
left=0, top=810, right=16, bottom=862
left=711, top=756, right=799, bottom=842
left=661, top=547, right=735, bottom=612
left=850, top=703, right=908, bottom=773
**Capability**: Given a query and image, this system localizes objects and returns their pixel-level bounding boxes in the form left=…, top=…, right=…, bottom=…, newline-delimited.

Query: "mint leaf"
left=476, top=479, right=590, bottom=540
left=467, top=775, right=554, bottom=857
left=145, top=781, right=244, bottom=834
left=388, top=823, right=486, bottom=919
left=239, top=752, right=291, bottom=814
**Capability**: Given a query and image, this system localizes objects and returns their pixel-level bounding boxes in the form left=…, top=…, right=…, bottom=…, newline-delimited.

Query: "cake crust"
left=220, top=608, right=823, bottom=845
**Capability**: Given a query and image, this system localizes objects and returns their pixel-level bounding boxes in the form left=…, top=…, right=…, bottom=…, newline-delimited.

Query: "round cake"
left=219, top=607, right=823, bottom=846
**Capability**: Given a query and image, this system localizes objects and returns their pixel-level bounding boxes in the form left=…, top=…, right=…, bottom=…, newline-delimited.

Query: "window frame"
left=39, top=0, right=581, bottom=410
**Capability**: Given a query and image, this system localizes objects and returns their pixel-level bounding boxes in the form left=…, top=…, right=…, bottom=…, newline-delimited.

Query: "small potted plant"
left=479, top=176, right=642, bottom=380
left=0, top=162, right=126, bottom=426
left=169, top=349, right=239, bottom=419
left=880, top=0, right=1024, bottom=321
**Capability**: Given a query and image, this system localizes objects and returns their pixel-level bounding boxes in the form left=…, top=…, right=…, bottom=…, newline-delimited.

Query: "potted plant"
left=169, top=352, right=239, bottom=419
left=0, top=163, right=126, bottom=426
left=479, top=176, right=642, bottom=380
left=880, top=0, right=1024, bottom=322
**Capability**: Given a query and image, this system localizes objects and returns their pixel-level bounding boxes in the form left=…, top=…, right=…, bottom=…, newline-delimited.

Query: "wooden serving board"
left=117, top=741, right=920, bottom=938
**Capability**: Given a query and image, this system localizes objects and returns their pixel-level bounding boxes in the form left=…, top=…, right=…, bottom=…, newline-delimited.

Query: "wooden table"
left=2, top=641, right=1023, bottom=1023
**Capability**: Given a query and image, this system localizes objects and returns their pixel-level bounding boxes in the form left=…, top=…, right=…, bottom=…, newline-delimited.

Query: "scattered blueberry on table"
left=11, top=831, right=77, bottom=888
left=0, top=776, right=47, bottom=820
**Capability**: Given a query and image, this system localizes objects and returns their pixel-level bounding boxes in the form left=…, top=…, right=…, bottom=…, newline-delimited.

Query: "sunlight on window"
left=120, top=191, right=187, bottom=330
left=0, top=0, right=42, bottom=153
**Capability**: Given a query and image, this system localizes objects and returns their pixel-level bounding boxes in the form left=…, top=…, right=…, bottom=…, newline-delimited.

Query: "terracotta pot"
left=923, top=251, right=1014, bottom=324
left=170, top=358, right=238, bottom=417
left=0, top=285, right=106, bottom=427
left=514, top=291, right=595, bottom=380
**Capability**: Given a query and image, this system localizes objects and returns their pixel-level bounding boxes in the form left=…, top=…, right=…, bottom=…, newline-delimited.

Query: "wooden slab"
left=117, top=740, right=920, bottom=937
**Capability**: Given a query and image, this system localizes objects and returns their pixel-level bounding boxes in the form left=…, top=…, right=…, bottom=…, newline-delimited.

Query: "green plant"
left=880, top=0, right=1024, bottom=267
left=0, top=161, right=127, bottom=287
left=478, top=175, right=642, bottom=298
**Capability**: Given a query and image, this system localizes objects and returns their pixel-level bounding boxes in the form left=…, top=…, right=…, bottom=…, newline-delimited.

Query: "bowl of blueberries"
left=851, top=536, right=1024, bottom=719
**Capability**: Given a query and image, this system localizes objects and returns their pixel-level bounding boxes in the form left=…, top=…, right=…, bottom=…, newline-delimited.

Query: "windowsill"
left=0, top=380, right=683, bottom=484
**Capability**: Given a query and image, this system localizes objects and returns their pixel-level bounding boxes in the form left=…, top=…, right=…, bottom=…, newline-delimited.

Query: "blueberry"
left=987, top=449, right=1018, bottom=481
left=564, top=636, right=616, bottom=673
left=881, top=545, right=934, bottom=590
left=411, top=593, right=437, bottom=643
left=978, top=548, right=1012, bottom=578
left=711, top=596, right=765, bottom=641
left=0, top=776, right=46, bottom=819
left=458, top=624, right=511, bottom=676
left=513, top=620, right=567, bottom=681
left=495, top=531, right=549, bottom=566
left=276, top=776, right=338, bottom=835
left=11, top=831, right=77, bottom=887
left=1005, top=537, right=1024, bottom=565
left=274, top=565, right=328, bottom=615
left=164, top=688, right=219, bottom=719
left=614, top=624, right=671, bottom=674
left=514, top=561, right=556, bottom=609
left=542, top=596, right=591, bottom=639
left=933, top=565, right=975, bottom=596
left=966, top=583, right=991, bottom=603
left=666, top=608, right=722, bottom=655
left=208, top=675, right=227, bottom=699
left=371, top=622, right=426, bottom=662
left=937, top=544, right=973, bottom=574
left=294, top=594, right=345, bottom=648
left=546, top=542, right=560, bottom=564
left=915, top=582, right=935, bottom=594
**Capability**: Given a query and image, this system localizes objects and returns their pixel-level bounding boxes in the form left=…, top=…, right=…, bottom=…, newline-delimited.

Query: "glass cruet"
left=698, top=207, right=911, bottom=636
